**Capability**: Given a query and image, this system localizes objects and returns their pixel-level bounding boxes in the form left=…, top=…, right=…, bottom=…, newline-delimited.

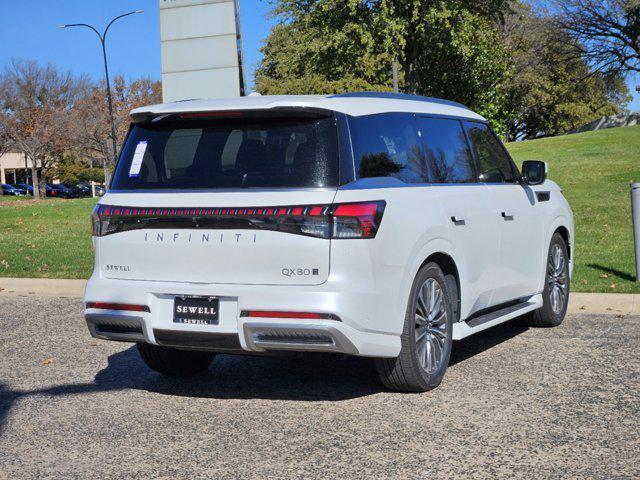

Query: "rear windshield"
left=110, top=115, right=339, bottom=190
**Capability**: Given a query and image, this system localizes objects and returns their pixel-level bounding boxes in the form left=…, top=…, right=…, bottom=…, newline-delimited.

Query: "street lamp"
left=60, top=10, right=144, bottom=184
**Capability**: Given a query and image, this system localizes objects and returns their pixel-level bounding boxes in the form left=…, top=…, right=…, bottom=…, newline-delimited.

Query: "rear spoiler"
left=130, top=107, right=336, bottom=125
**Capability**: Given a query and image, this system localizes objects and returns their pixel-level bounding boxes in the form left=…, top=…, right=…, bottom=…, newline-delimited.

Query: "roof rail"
left=329, top=91, right=469, bottom=110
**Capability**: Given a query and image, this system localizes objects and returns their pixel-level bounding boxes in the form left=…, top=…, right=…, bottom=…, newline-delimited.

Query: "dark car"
left=46, top=183, right=78, bottom=198
left=63, top=182, right=92, bottom=197
left=15, top=183, right=34, bottom=195
left=95, top=185, right=107, bottom=197
left=1, top=184, right=27, bottom=196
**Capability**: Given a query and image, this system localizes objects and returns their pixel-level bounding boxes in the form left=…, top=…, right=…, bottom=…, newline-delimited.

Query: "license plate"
left=173, top=296, right=219, bottom=325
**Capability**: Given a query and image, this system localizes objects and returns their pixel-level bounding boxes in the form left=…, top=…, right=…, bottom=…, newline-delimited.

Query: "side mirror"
left=521, top=160, right=547, bottom=186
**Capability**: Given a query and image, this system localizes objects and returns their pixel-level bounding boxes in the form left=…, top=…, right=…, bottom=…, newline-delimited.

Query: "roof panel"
left=130, top=93, right=486, bottom=121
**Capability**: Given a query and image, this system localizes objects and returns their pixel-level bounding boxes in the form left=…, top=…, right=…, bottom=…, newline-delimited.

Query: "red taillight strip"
left=97, top=204, right=331, bottom=218
left=240, top=310, right=341, bottom=321
left=86, top=302, right=150, bottom=312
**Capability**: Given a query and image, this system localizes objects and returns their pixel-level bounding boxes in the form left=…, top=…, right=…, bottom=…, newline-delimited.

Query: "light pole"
left=60, top=10, right=143, bottom=185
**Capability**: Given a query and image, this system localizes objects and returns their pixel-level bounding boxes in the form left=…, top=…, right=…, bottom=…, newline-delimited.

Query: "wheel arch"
left=419, top=252, right=461, bottom=322
left=554, top=225, right=571, bottom=260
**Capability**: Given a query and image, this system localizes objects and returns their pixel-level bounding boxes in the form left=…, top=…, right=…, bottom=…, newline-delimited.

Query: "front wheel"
left=137, top=342, right=216, bottom=376
left=524, top=232, right=570, bottom=327
left=375, top=262, right=454, bottom=392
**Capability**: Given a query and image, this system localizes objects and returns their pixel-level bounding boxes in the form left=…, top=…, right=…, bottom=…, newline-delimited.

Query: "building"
left=0, top=152, right=35, bottom=185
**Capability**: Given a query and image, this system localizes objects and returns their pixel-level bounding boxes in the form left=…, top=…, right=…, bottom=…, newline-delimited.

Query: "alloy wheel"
left=548, top=243, right=568, bottom=315
left=415, top=278, right=448, bottom=374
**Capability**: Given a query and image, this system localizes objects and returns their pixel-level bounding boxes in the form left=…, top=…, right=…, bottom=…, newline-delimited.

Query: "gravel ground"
left=0, top=294, right=638, bottom=479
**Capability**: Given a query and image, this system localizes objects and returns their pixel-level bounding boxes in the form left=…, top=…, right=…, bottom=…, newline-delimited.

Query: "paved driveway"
left=0, top=294, right=638, bottom=479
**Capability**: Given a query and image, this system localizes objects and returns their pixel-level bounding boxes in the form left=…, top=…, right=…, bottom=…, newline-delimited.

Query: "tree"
left=0, top=60, right=89, bottom=198
left=72, top=76, right=161, bottom=185
left=554, top=0, right=640, bottom=76
left=503, top=3, right=631, bottom=139
left=255, top=0, right=516, bottom=132
left=0, top=103, right=13, bottom=196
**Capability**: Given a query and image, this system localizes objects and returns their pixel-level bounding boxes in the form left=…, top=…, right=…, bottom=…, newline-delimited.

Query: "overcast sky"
left=0, top=0, right=638, bottom=110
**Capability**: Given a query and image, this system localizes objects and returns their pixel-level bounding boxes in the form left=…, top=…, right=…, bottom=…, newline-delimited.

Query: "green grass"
left=0, top=197, right=96, bottom=279
left=1, top=126, right=639, bottom=292
left=507, top=125, right=640, bottom=293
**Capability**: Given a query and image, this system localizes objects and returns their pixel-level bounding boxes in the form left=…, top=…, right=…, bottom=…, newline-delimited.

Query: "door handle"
left=501, top=210, right=515, bottom=219
left=451, top=215, right=466, bottom=224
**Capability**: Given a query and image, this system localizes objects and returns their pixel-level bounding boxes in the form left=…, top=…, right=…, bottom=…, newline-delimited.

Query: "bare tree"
left=0, top=60, right=90, bottom=198
left=72, top=76, right=161, bottom=186
left=555, top=0, right=640, bottom=76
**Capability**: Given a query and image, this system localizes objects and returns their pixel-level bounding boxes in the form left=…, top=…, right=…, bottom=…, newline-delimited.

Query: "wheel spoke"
left=416, top=333, right=428, bottom=368
left=415, top=326, right=428, bottom=343
left=417, top=289, right=428, bottom=317
left=431, top=309, right=446, bottom=326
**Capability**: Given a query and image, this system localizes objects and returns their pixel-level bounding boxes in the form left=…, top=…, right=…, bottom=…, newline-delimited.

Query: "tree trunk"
left=31, top=158, right=40, bottom=200
left=40, top=160, right=48, bottom=198
left=103, top=160, right=111, bottom=189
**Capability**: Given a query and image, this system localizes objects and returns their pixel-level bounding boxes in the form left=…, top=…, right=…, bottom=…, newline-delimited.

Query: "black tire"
left=524, top=232, right=570, bottom=327
left=375, top=262, right=454, bottom=392
left=137, top=342, right=216, bottom=376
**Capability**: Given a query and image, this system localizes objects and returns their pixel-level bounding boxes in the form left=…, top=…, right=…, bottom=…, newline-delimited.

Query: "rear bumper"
left=83, top=276, right=401, bottom=358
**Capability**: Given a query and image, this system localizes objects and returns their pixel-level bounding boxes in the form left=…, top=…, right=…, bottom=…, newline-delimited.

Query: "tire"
left=524, top=232, right=570, bottom=327
left=375, top=262, right=454, bottom=392
left=137, top=342, right=216, bottom=376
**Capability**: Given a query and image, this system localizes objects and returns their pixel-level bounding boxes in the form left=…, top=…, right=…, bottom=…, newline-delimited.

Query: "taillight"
left=92, top=201, right=386, bottom=239
left=332, top=201, right=385, bottom=239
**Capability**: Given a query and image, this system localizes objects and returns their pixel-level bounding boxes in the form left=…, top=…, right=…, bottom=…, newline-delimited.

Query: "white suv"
left=84, top=93, right=573, bottom=392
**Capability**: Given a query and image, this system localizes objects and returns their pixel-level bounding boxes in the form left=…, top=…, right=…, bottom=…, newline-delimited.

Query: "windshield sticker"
left=129, top=141, right=147, bottom=177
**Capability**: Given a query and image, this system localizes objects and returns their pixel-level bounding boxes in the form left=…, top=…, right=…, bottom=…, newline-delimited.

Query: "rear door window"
left=464, top=122, right=517, bottom=183
left=416, top=117, right=476, bottom=183
left=111, top=115, right=339, bottom=190
left=349, top=113, right=427, bottom=183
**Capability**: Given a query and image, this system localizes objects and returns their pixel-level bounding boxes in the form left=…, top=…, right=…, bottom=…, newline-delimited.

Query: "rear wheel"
left=524, top=232, right=569, bottom=327
left=137, top=342, right=216, bottom=376
left=375, top=262, right=454, bottom=392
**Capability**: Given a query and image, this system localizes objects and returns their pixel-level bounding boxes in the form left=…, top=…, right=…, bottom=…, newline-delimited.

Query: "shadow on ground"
left=0, top=319, right=528, bottom=438
left=588, top=263, right=636, bottom=282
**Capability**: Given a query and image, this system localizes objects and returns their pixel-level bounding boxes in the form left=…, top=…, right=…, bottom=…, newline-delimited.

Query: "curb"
left=0, top=278, right=638, bottom=316
left=0, top=277, right=86, bottom=297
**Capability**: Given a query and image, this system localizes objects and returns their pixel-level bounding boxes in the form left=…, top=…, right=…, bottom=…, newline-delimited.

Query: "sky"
left=0, top=0, right=638, bottom=110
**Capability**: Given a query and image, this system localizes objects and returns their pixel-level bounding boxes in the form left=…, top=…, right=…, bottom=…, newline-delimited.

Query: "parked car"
left=76, top=183, right=94, bottom=197
left=1, top=184, right=27, bottom=196
left=84, top=93, right=574, bottom=392
left=95, top=185, right=107, bottom=197
left=46, top=183, right=78, bottom=199
left=15, top=183, right=34, bottom=195
left=61, top=183, right=90, bottom=198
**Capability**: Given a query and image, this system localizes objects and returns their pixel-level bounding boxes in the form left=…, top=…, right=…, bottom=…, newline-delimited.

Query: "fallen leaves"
left=41, top=358, right=53, bottom=366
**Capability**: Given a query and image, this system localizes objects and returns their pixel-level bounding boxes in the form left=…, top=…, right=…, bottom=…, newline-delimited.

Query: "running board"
left=452, top=294, right=543, bottom=340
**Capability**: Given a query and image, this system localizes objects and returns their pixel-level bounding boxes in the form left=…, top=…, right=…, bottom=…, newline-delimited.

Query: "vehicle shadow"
left=587, top=263, right=636, bottom=282
left=0, top=319, right=529, bottom=438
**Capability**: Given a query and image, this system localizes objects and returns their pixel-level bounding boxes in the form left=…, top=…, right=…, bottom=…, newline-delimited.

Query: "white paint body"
left=84, top=95, right=574, bottom=357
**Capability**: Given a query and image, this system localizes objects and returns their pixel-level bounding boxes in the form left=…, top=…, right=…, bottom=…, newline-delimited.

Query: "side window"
left=349, top=113, right=427, bottom=183
left=416, top=117, right=476, bottom=183
left=464, top=122, right=516, bottom=183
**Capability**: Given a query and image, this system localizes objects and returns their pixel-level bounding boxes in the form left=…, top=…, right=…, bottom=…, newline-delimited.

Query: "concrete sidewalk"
left=0, top=277, right=638, bottom=316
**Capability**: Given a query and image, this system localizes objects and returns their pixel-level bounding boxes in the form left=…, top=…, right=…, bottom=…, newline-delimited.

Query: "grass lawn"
left=0, top=197, right=96, bottom=279
left=1, top=125, right=639, bottom=292
left=507, top=125, right=640, bottom=293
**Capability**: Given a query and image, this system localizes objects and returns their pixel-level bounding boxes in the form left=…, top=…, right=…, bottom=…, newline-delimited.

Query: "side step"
left=452, top=294, right=542, bottom=340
